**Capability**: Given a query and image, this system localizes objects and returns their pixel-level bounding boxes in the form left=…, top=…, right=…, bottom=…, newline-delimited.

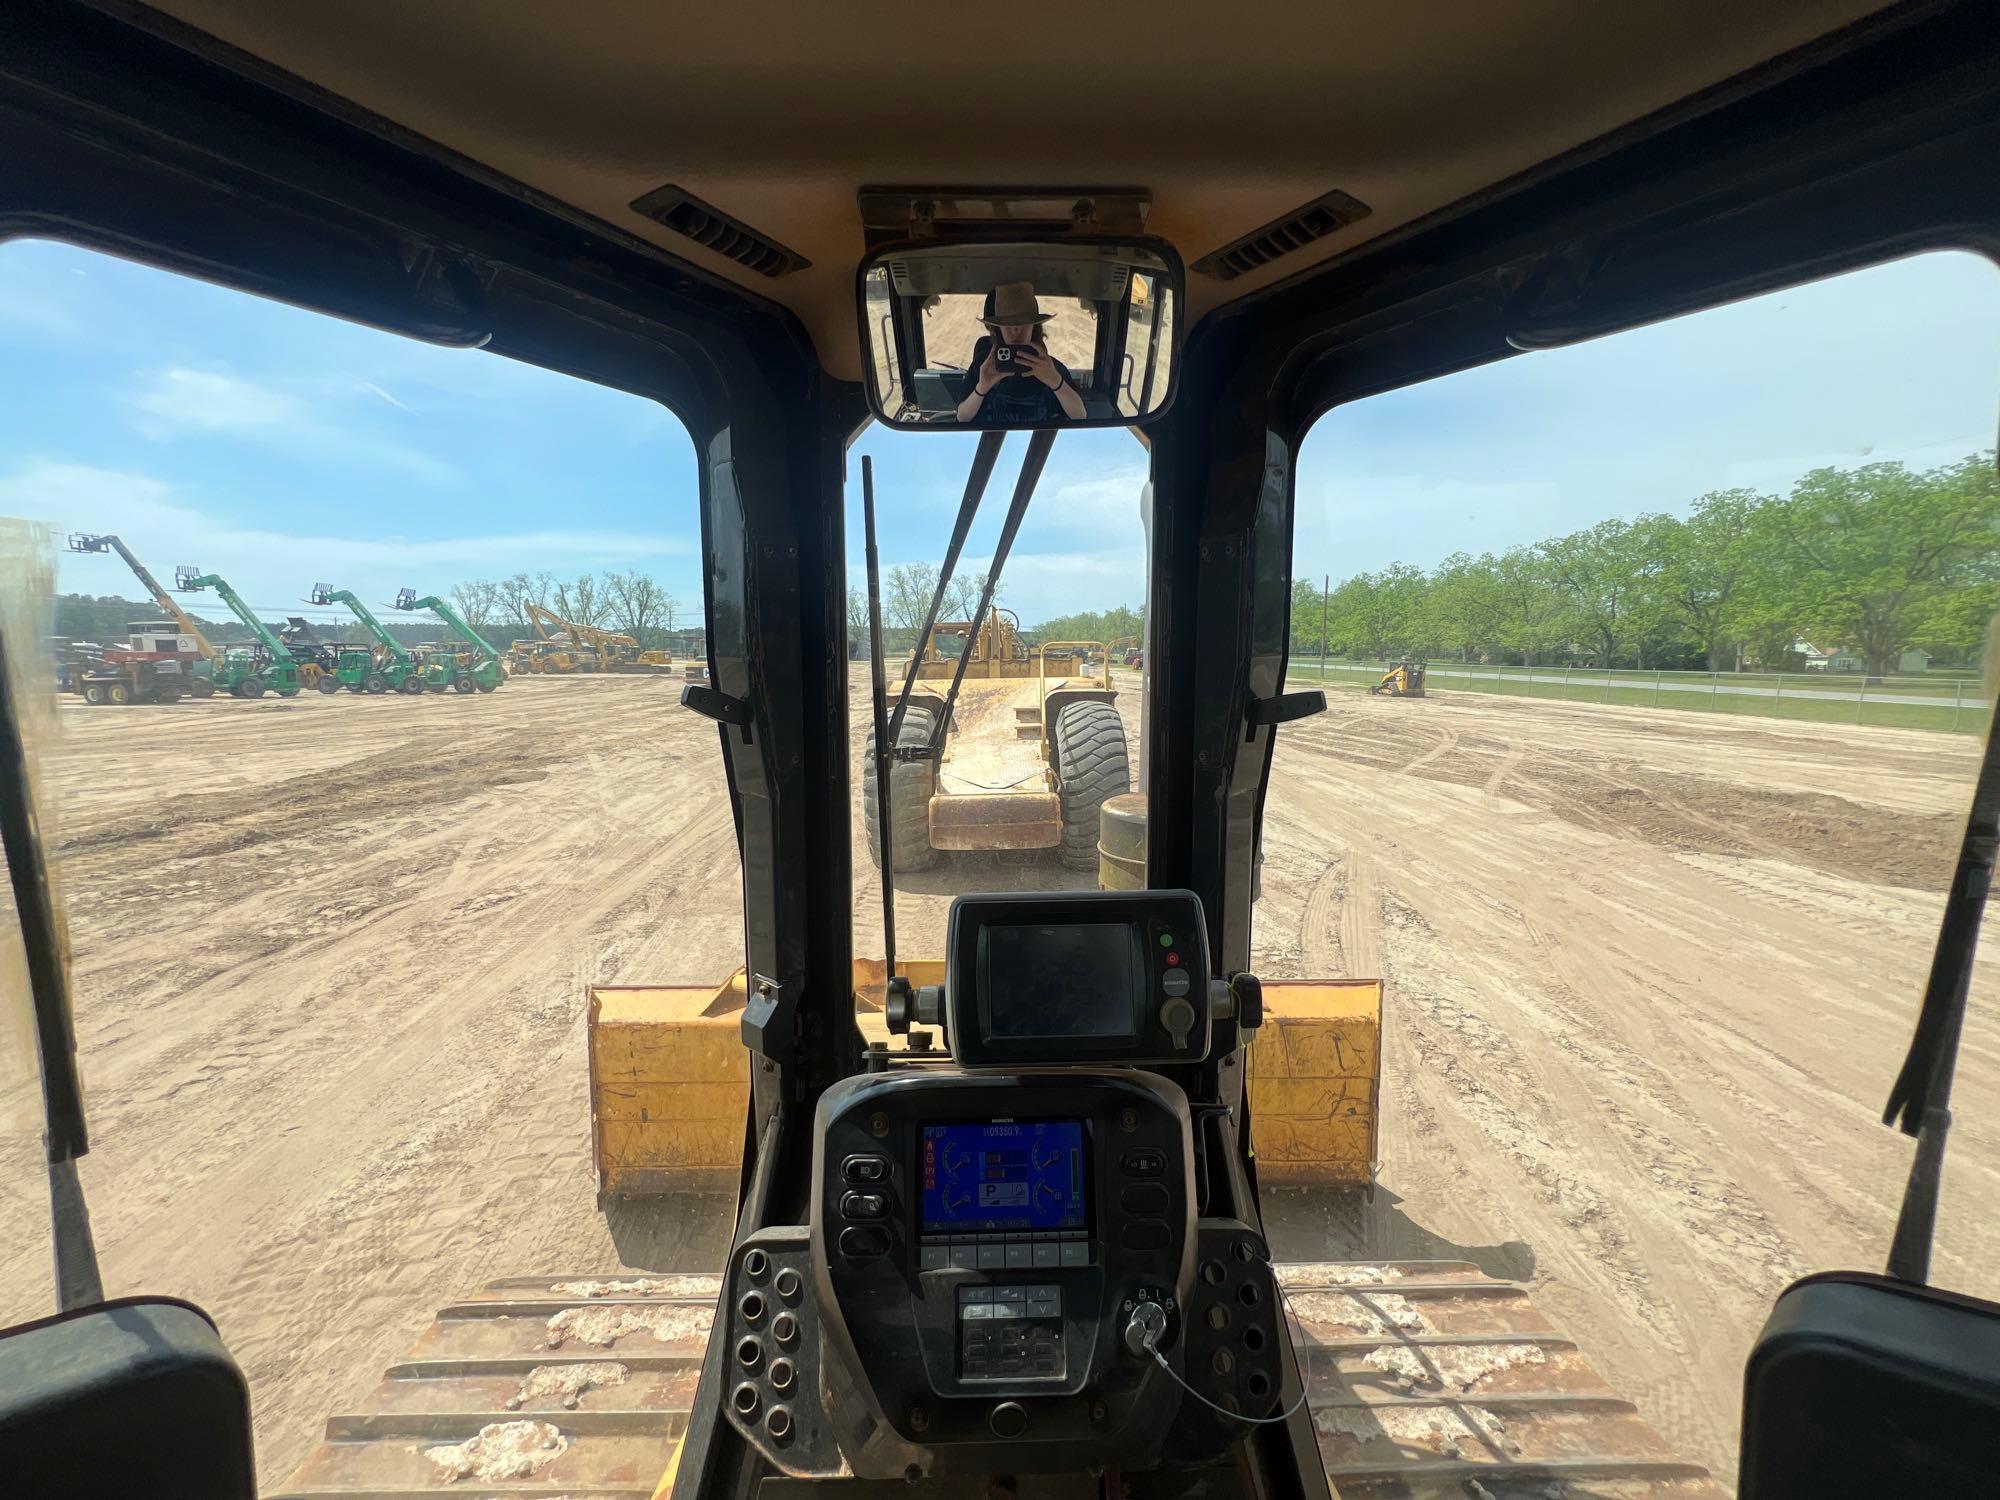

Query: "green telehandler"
left=308, top=585, right=427, bottom=695
left=394, top=589, right=504, bottom=693
left=172, top=567, right=302, bottom=698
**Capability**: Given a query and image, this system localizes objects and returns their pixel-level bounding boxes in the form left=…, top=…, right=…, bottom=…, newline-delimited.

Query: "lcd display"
left=982, top=922, right=1137, bottom=1039
left=920, top=1120, right=1088, bottom=1233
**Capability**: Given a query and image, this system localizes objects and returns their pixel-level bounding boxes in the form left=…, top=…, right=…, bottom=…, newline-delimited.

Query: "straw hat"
left=982, top=281, right=1054, bottom=327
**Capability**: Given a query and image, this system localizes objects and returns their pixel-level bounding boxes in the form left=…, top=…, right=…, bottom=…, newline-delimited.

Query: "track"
left=0, top=671, right=1990, bottom=1491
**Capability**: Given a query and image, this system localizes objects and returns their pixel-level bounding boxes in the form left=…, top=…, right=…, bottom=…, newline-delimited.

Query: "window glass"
left=846, top=428, right=1151, bottom=990
left=1268, top=250, right=2000, bottom=1484
left=0, top=239, right=737, bottom=1488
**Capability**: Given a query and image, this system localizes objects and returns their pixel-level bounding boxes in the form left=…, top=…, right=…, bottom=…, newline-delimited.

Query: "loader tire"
left=236, top=676, right=266, bottom=699
left=863, top=705, right=939, bottom=874
left=316, top=675, right=341, bottom=694
left=452, top=675, right=476, bottom=694
left=107, top=681, right=132, bottom=706
left=364, top=673, right=389, bottom=695
left=1054, top=699, right=1130, bottom=870
left=475, top=678, right=497, bottom=693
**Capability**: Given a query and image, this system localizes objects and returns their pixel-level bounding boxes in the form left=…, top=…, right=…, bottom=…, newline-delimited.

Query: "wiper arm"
left=925, top=428, right=1057, bottom=757
left=887, top=428, right=1005, bottom=745
left=1882, top=680, right=2000, bottom=1283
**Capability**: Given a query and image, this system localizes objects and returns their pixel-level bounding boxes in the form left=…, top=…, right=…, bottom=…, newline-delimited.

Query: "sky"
left=3, top=240, right=1996, bottom=631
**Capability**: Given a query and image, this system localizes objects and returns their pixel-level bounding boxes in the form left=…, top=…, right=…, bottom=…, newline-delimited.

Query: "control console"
left=716, top=889, right=1284, bottom=1481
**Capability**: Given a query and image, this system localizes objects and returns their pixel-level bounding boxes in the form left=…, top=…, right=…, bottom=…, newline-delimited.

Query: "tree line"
left=1293, top=454, right=1999, bottom=675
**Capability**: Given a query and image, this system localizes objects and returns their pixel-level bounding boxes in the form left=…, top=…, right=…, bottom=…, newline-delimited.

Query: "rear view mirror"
left=859, top=239, right=1182, bottom=430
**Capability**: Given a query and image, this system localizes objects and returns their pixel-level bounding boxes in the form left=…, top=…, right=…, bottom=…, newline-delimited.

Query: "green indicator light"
left=1158, top=933, right=1174, bottom=948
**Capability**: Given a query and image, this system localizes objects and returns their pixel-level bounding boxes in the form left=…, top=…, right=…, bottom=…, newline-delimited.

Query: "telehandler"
left=173, top=567, right=303, bottom=698
left=4, top=7, right=1997, bottom=1500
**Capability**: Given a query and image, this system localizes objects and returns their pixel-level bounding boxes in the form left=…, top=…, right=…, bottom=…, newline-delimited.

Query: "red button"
left=1166, top=952, right=1181, bottom=966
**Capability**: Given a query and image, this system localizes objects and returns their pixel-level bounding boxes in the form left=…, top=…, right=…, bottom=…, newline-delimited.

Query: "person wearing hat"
left=955, top=281, right=1087, bottom=424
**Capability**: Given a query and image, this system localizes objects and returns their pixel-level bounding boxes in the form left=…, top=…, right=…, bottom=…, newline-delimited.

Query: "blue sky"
left=4, top=241, right=1995, bottom=631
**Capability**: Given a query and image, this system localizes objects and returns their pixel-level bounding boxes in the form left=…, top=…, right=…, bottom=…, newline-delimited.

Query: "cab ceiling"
left=139, top=0, right=1890, bottom=381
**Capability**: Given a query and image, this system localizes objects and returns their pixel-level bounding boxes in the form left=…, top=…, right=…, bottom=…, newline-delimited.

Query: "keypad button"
left=1120, top=1150, right=1164, bottom=1176
left=994, top=1286, right=1027, bottom=1303
left=1027, top=1299, right=1058, bottom=1319
left=840, top=1191, right=887, bottom=1220
left=842, top=1154, right=888, bottom=1183
left=977, top=1244, right=1004, bottom=1268
left=839, top=1226, right=888, bottom=1258
left=1120, top=1182, right=1170, bottom=1214
left=1161, top=968, right=1192, bottom=998
left=991, top=1302, right=1023, bottom=1320
left=919, top=1245, right=948, bottom=1270
left=949, top=1245, right=977, bottom=1269
left=1060, top=1241, right=1089, bottom=1267
left=962, top=1302, right=993, bottom=1321
left=959, top=1285, right=993, bottom=1303
left=1032, top=1243, right=1059, bottom=1268
left=1005, top=1244, right=1032, bottom=1268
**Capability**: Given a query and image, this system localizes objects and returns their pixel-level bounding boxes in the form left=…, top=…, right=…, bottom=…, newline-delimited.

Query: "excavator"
left=307, top=585, right=427, bottom=695
left=394, top=589, right=505, bottom=693
left=514, top=599, right=675, bottom=675
left=66, top=532, right=219, bottom=697
left=5, top=6, right=1999, bottom=1500
left=172, top=567, right=304, bottom=698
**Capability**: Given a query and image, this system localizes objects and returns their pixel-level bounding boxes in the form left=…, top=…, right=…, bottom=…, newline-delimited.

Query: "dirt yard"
left=1, top=669, right=1992, bottom=1492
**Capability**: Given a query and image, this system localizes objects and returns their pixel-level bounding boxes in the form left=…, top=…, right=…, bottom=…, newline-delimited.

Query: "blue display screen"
left=919, top=1120, right=1088, bottom=1233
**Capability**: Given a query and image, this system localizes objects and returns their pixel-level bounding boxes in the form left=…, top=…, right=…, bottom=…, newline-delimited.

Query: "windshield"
left=1269, top=249, right=2000, bottom=1486
left=846, top=430, right=1150, bottom=987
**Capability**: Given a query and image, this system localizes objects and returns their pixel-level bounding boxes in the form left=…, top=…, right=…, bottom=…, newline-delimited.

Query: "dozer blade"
left=269, top=1273, right=718, bottom=1499
left=1281, top=1261, right=1724, bottom=1498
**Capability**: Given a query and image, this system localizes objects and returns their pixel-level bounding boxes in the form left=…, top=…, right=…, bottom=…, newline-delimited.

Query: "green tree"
left=1752, top=454, right=2000, bottom=675
left=1425, top=553, right=1506, bottom=662
left=1490, top=547, right=1567, bottom=665
left=1542, top=518, right=1666, bottom=666
left=1651, top=490, right=1765, bottom=670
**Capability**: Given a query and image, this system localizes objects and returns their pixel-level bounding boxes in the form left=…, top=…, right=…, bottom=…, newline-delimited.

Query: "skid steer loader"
left=6, top=7, right=2000, bottom=1500
left=1368, top=661, right=1426, bottom=698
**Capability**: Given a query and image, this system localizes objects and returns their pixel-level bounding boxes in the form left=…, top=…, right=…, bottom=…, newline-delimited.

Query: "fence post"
left=1562, top=665, right=1571, bottom=699
left=1653, top=669, right=1663, bottom=707
left=1602, top=669, right=1612, bottom=703
left=1855, top=677, right=1867, bottom=725
left=1711, top=671, right=1720, bottom=700
left=1772, top=672, right=1783, bottom=709
left=1954, top=677, right=1964, bottom=732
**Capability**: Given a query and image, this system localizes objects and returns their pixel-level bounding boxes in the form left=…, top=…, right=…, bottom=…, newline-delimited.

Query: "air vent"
left=629, top=185, right=810, bottom=278
left=1192, top=189, right=1372, bottom=281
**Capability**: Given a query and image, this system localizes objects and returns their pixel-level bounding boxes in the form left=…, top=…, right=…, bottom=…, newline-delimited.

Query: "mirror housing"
left=858, top=237, right=1182, bottom=431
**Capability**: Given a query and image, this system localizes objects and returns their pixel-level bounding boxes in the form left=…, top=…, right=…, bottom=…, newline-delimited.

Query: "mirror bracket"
left=858, top=186, right=1152, bottom=246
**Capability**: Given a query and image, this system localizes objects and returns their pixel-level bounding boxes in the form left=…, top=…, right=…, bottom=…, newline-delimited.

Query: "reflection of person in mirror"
left=955, top=282, right=1087, bottom=424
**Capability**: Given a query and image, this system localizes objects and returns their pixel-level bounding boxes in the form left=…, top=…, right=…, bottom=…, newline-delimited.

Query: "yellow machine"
left=1369, top=660, right=1427, bottom=697
left=907, top=609, right=1080, bottom=682
left=869, top=640, right=1127, bottom=866
left=512, top=601, right=673, bottom=675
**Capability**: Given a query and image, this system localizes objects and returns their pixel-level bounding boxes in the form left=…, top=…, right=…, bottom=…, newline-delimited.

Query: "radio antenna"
left=861, top=456, right=904, bottom=1005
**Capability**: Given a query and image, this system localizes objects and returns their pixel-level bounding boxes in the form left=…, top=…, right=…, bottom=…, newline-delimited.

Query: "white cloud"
left=132, top=368, right=302, bottom=435
left=127, top=366, right=458, bottom=486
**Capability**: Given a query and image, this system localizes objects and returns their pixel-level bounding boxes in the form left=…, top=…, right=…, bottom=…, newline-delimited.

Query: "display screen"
left=920, top=1120, right=1088, bottom=1233
left=982, top=922, right=1137, bottom=1039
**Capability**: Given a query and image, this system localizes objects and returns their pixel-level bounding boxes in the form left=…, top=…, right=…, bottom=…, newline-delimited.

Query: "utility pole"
left=1319, top=574, right=1330, bottom=677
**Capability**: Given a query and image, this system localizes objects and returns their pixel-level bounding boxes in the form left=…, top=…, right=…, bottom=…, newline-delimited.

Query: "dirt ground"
left=2, top=668, right=1993, bottom=1492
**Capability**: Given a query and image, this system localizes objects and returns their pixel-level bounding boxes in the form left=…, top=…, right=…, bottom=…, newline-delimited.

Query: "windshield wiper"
left=1881, top=681, right=2000, bottom=1283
